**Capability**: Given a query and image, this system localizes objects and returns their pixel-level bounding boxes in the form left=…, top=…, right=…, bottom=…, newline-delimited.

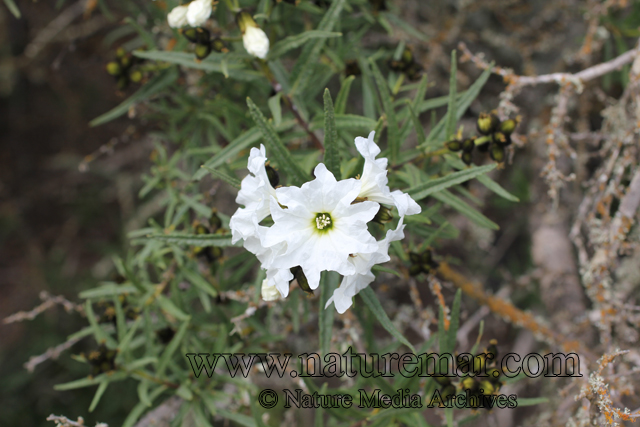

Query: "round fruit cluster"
left=446, top=113, right=520, bottom=165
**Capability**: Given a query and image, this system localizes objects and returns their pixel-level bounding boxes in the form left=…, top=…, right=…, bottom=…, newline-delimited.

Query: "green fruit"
left=446, top=140, right=462, bottom=152
left=490, top=144, right=505, bottom=163
left=106, top=62, right=121, bottom=76
left=129, top=70, right=142, bottom=83
left=499, top=118, right=517, bottom=135
left=195, top=42, right=212, bottom=60
left=477, top=112, right=499, bottom=135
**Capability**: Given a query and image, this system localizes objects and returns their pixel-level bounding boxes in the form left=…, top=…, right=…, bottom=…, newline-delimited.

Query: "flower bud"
left=404, top=62, right=423, bottom=81
left=461, top=377, right=476, bottom=391
left=493, top=132, right=511, bottom=146
left=182, top=28, right=199, bottom=43
left=261, top=279, right=281, bottom=301
left=373, top=205, right=393, bottom=224
left=237, top=11, right=269, bottom=59
left=476, top=112, right=499, bottom=135
left=119, top=55, right=132, bottom=69
left=194, top=42, right=212, bottom=60
left=187, top=0, right=213, bottom=27
left=167, top=4, right=189, bottom=28
left=345, top=60, right=361, bottom=77
left=479, top=380, right=495, bottom=395
left=106, top=61, right=121, bottom=76
left=116, top=47, right=126, bottom=58
left=490, top=144, right=505, bottom=163
left=446, top=140, right=462, bottom=152
left=156, top=326, right=176, bottom=344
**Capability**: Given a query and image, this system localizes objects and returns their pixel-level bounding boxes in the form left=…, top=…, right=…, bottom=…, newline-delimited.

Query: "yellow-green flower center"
left=314, top=213, right=333, bottom=232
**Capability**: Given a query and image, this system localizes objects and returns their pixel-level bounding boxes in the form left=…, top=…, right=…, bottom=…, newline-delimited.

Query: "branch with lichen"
left=436, top=262, right=590, bottom=356
left=46, top=414, right=107, bottom=427
left=3, top=290, right=84, bottom=324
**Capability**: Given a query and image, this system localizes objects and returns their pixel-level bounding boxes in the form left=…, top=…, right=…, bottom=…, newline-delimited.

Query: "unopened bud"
left=129, top=70, right=142, bottom=83
left=290, top=266, right=312, bottom=295
left=462, top=137, right=475, bottom=152
left=119, top=55, right=132, bottom=69
left=461, top=151, right=473, bottom=166
left=211, top=37, right=228, bottom=53
left=209, top=209, right=222, bottom=232
left=261, top=279, right=281, bottom=301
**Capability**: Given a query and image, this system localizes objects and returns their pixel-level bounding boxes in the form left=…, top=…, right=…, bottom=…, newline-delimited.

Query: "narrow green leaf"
left=323, top=89, right=341, bottom=179
left=359, top=287, right=416, bottom=353
left=445, top=50, right=458, bottom=140
left=121, top=386, right=167, bottom=427
left=85, top=300, right=117, bottom=347
left=335, top=75, right=356, bottom=114
left=289, top=0, right=346, bottom=95
left=267, top=93, right=282, bottom=126
left=246, top=97, right=308, bottom=185
left=79, top=284, right=140, bottom=299
left=412, top=74, right=429, bottom=111
left=268, top=31, right=342, bottom=59
left=89, top=381, right=109, bottom=412
left=90, top=68, right=178, bottom=126
left=3, top=0, right=20, bottom=18
left=432, top=190, right=499, bottom=230
left=445, top=155, right=519, bottom=202
left=132, top=50, right=262, bottom=81
left=123, top=17, right=157, bottom=49
left=55, top=372, right=127, bottom=391
left=422, top=66, right=492, bottom=147
left=157, top=295, right=190, bottom=322
left=193, top=128, right=260, bottom=181
left=147, top=232, right=235, bottom=247
left=310, top=114, right=377, bottom=131
left=319, top=272, right=338, bottom=357
left=407, top=164, right=496, bottom=201
left=118, top=317, right=142, bottom=353
left=137, top=380, right=152, bottom=407
left=407, top=104, right=427, bottom=146
left=201, top=166, right=241, bottom=189
left=157, top=317, right=190, bottom=376
left=182, top=267, right=218, bottom=298
left=370, top=60, right=400, bottom=165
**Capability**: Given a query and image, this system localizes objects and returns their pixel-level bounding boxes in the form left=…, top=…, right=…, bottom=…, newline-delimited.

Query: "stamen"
left=315, top=213, right=331, bottom=230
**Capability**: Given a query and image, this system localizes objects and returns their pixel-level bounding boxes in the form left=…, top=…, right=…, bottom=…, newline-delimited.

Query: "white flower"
left=186, top=0, right=212, bottom=27
left=167, top=5, right=189, bottom=28
left=243, top=26, right=270, bottom=59
left=229, top=144, right=277, bottom=244
left=355, top=131, right=421, bottom=217
left=326, top=218, right=406, bottom=313
left=262, top=163, right=380, bottom=290
left=261, top=278, right=282, bottom=301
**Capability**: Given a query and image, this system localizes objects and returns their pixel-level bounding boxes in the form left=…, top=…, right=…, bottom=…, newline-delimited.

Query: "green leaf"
left=267, top=93, right=282, bottom=126
left=432, top=190, right=499, bottom=230
left=3, top=0, right=20, bottom=18
left=157, top=295, right=190, bottom=322
left=359, top=287, right=416, bottom=353
left=90, top=67, right=178, bottom=126
left=79, top=284, right=140, bottom=299
left=370, top=60, right=400, bottom=165
left=289, top=0, right=346, bottom=95
left=55, top=372, right=127, bottom=391
left=422, top=65, right=492, bottom=147
left=246, top=97, right=308, bottom=185
left=157, top=317, right=190, bottom=377
left=85, top=300, right=117, bottom=348
left=200, top=166, right=241, bottom=189
left=123, top=17, right=157, bottom=49
left=132, top=50, right=262, bottom=81
left=268, top=31, right=342, bottom=59
left=182, top=267, right=218, bottom=298
left=319, top=272, right=338, bottom=357
left=445, top=155, right=519, bottom=202
left=445, top=50, right=458, bottom=140
left=407, top=163, right=496, bottom=201
left=407, top=104, right=427, bottom=146
left=147, top=232, right=235, bottom=247
left=335, top=75, right=356, bottom=114
left=323, top=89, right=341, bottom=179
left=89, top=381, right=109, bottom=412
left=193, top=128, right=260, bottom=181
left=310, top=114, right=377, bottom=131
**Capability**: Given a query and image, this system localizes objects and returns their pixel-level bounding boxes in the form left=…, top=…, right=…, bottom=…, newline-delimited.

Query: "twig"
left=3, top=290, right=84, bottom=324
left=25, top=334, right=86, bottom=372
left=47, top=414, right=107, bottom=427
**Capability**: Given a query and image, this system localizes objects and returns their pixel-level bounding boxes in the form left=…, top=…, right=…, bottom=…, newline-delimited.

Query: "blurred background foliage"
left=1, top=0, right=640, bottom=426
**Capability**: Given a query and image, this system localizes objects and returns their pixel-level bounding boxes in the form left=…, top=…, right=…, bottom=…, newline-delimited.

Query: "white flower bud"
left=186, top=0, right=212, bottom=27
left=261, top=279, right=281, bottom=301
left=167, top=5, right=189, bottom=28
left=243, top=26, right=269, bottom=59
